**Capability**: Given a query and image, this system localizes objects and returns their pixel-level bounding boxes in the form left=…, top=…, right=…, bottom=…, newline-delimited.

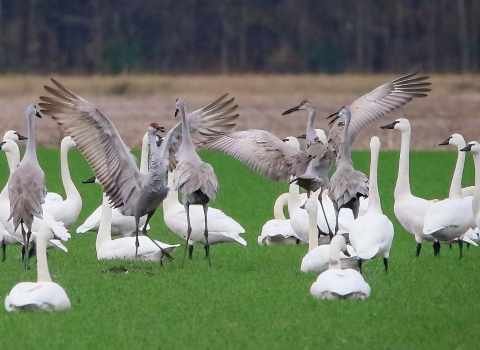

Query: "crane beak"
left=439, top=138, right=450, bottom=146
left=282, top=104, right=301, bottom=115
left=82, top=176, right=96, bottom=184
left=155, top=125, right=166, bottom=132
left=297, top=134, right=306, bottom=139
left=175, top=108, right=179, bottom=117
left=460, top=144, right=473, bottom=152
left=328, top=115, right=339, bottom=125
left=380, top=121, right=399, bottom=129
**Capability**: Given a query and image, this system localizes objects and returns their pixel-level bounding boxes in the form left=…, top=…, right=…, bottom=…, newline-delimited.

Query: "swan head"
left=82, top=176, right=101, bottom=185
left=282, top=136, right=300, bottom=150
left=61, top=136, right=77, bottom=149
left=380, top=118, right=410, bottom=132
left=0, top=139, right=18, bottom=153
left=460, top=141, right=480, bottom=153
left=370, top=136, right=381, bottom=150
left=300, top=195, right=319, bottom=214
left=439, top=133, right=465, bottom=149
left=3, top=130, right=27, bottom=141
left=330, top=235, right=351, bottom=257
left=27, top=104, right=41, bottom=119
left=282, top=100, right=315, bottom=115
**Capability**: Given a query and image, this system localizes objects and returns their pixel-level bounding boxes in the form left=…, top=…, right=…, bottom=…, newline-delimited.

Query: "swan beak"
left=0, top=141, right=5, bottom=150
left=297, top=134, right=306, bottom=139
left=282, top=104, right=301, bottom=115
left=175, top=108, right=179, bottom=117
left=16, top=133, right=28, bottom=140
left=82, top=176, right=96, bottom=184
left=460, top=144, right=473, bottom=152
left=343, top=248, right=351, bottom=257
left=380, top=121, right=399, bottom=129
left=300, top=201, right=307, bottom=210
left=439, top=138, right=451, bottom=146
left=34, top=111, right=41, bottom=118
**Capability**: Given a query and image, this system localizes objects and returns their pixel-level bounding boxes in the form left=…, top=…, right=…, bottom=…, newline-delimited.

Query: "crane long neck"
left=340, top=114, right=352, bottom=161
left=449, top=144, right=466, bottom=199
left=367, top=143, right=382, bottom=214
left=96, top=193, right=112, bottom=253
left=179, top=104, right=195, bottom=150
left=25, top=114, right=37, bottom=161
left=395, top=128, right=411, bottom=198
left=139, top=133, right=149, bottom=175
left=472, top=152, right=480, bottom=216
left=60, top=142, right=81, bottom=207
left=328, top=239, right=342, bottom=270
left=36, top=231, right=52, bottom=283
left=273, top=193, right=289, bottom=220
left=305, top=108, right=317, bottom=143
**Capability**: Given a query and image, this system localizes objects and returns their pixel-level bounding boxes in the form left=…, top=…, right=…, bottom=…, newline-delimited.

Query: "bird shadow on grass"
left=101, top=265, right=155, bottom=276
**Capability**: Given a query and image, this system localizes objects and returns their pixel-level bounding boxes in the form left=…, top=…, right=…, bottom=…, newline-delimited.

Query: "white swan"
left=258, top=193, right=301, bottom=245
left=301, top=195, right=357, bottom=273
left=76, top=133, right=151, bottom=236
left=42, top=136, right=82, bottom=228
left=380, top=118, right=438, bottom=256
left=349, top=137, right=394, bottom=272
left=5, top=221, right=71, bottom=311
left=310, top=235, right=370, bottom=300
left=163, top=171, right=246, bottom=258
left=97, top=192, right=179, bottom=261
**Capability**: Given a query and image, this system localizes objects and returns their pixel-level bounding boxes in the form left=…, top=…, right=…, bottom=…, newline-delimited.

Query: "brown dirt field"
left=1, top=74, right=479, bottom=149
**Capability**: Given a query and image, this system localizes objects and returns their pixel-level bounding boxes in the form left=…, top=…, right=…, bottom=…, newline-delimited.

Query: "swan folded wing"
left=347, top=72, right=431, bottom=145
left=160, top=94, right=239, bottom=171
left=202, top=129, right=309, bottom=182
left=39, top=79, right=143, bottom=210
left=173, top=161, right=218, bottom=200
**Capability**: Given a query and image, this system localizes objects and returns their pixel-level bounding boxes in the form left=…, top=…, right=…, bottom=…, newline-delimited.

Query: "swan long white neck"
left=60, top=139, right=82, bottom=211
left=449, top=142, right=466, bottom=199
left=273, top=193, right=289, bottom=220
left=163, top=172, right=179, bottom=210
left=140, top=132, right=149, bottom=175
left=472, top=152, right=480, bottom=216
left=328, top=238, right=342, bottom=270
left=36, top=230, right=52, bottom=282
left=367, top=140, right=382, bottom=214
left=96, top=193, right=112, bottom=254
left=395, top=127, right=411, bottom=198
left=0, top=142, right=21, bottom=201
left=287, top=178, right=302, bottom=215
left=307, top=199, right=319, bottom=251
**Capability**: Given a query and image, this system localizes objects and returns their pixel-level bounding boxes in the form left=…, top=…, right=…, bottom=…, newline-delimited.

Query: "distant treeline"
left=0, top=0, right=478, bottom=74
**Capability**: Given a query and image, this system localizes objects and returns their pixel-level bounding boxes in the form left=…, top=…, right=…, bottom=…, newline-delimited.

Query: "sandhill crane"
left=173, top=98, right=219, bottom=266
left=327, top=106, right=369, bottom=234
left=39, top=79, right=238, bottom=259
left=202, top=72, right=430, bottom=226
left=8, top=105, right=44, bottom=268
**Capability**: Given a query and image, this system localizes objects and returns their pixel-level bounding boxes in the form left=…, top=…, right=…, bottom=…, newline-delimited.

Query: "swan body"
left=97, top=193, right=179, bottom=261
left=164, top=172, right=246, bottom=250
left=349, top=137, right=394, bottom=272
left=381, top=118, right=438, bottom=256
left=5, top=221, right=71, bottom=311
left=258, top=193, right=301, bottom=245
left=310, top=235, right=370, bottom=300
left=42, top=136, right=82, bottom=227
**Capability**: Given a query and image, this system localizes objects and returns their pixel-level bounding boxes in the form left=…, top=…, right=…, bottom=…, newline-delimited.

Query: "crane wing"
left=38, top=79, right=143, bottom=209
left=159, top=94, right=239, bottom=170
left=202, top=129, right=310, bottom=182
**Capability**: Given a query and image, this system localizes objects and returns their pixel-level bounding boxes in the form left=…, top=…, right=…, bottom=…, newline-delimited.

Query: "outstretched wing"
left=38, top=79, right=143, bottom=209
left=202, top=129, right=310, bottom=182
left=330, top=72, right=431, bottom=145
left=159, top=94, right=239, bottom=171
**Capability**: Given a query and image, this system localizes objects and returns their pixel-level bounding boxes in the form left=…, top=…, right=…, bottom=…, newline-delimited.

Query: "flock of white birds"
left=2, top=72, right=479, bottom=311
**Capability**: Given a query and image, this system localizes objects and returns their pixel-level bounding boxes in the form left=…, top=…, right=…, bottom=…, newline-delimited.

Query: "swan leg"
left=358, top=258, right=363, bottom=275
left=458, top=240, right=463, bottom=259
left=467, top=243, right=470, bottom=249
left=1, top=238, right=5, bottom=261
left=188, top=245, right=194, bottom=259
left=416, top=243, right=422, bottom=257
left=317, top=192, right=333, bottom=240
left=433, top=241, right=441, bottom=256
left=383, top=257, right=388, bottom=273
left=141, top=211, right=173, bottom=263
left=182, top=202, right=192, bottom=267
left=203, top=203, right=211, bottom=267
left=449, top=244, right=452, bottom=250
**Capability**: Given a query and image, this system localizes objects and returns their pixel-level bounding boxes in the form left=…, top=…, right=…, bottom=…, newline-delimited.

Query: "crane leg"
left=141, top=211, right=173, bottom=263
left=182, top=203, right=192, bottom=268
left=134, top=216, right=140, bottom=259
left=317, top=192, right=333, bottom=240
left=334, top=209, right=340, bottom=236
left=203, top=203, right=211, bottom=267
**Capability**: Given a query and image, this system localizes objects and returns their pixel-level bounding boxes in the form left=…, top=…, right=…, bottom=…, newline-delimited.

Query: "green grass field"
left=0, top=148, right=479, bottom=349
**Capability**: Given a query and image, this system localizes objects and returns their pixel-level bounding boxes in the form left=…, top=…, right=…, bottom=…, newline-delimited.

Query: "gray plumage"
left=8, top=105, right=45, bottom=267
left=38, top=79, right=238, bottom=259
left=174, top=98, right=218, bottom=266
